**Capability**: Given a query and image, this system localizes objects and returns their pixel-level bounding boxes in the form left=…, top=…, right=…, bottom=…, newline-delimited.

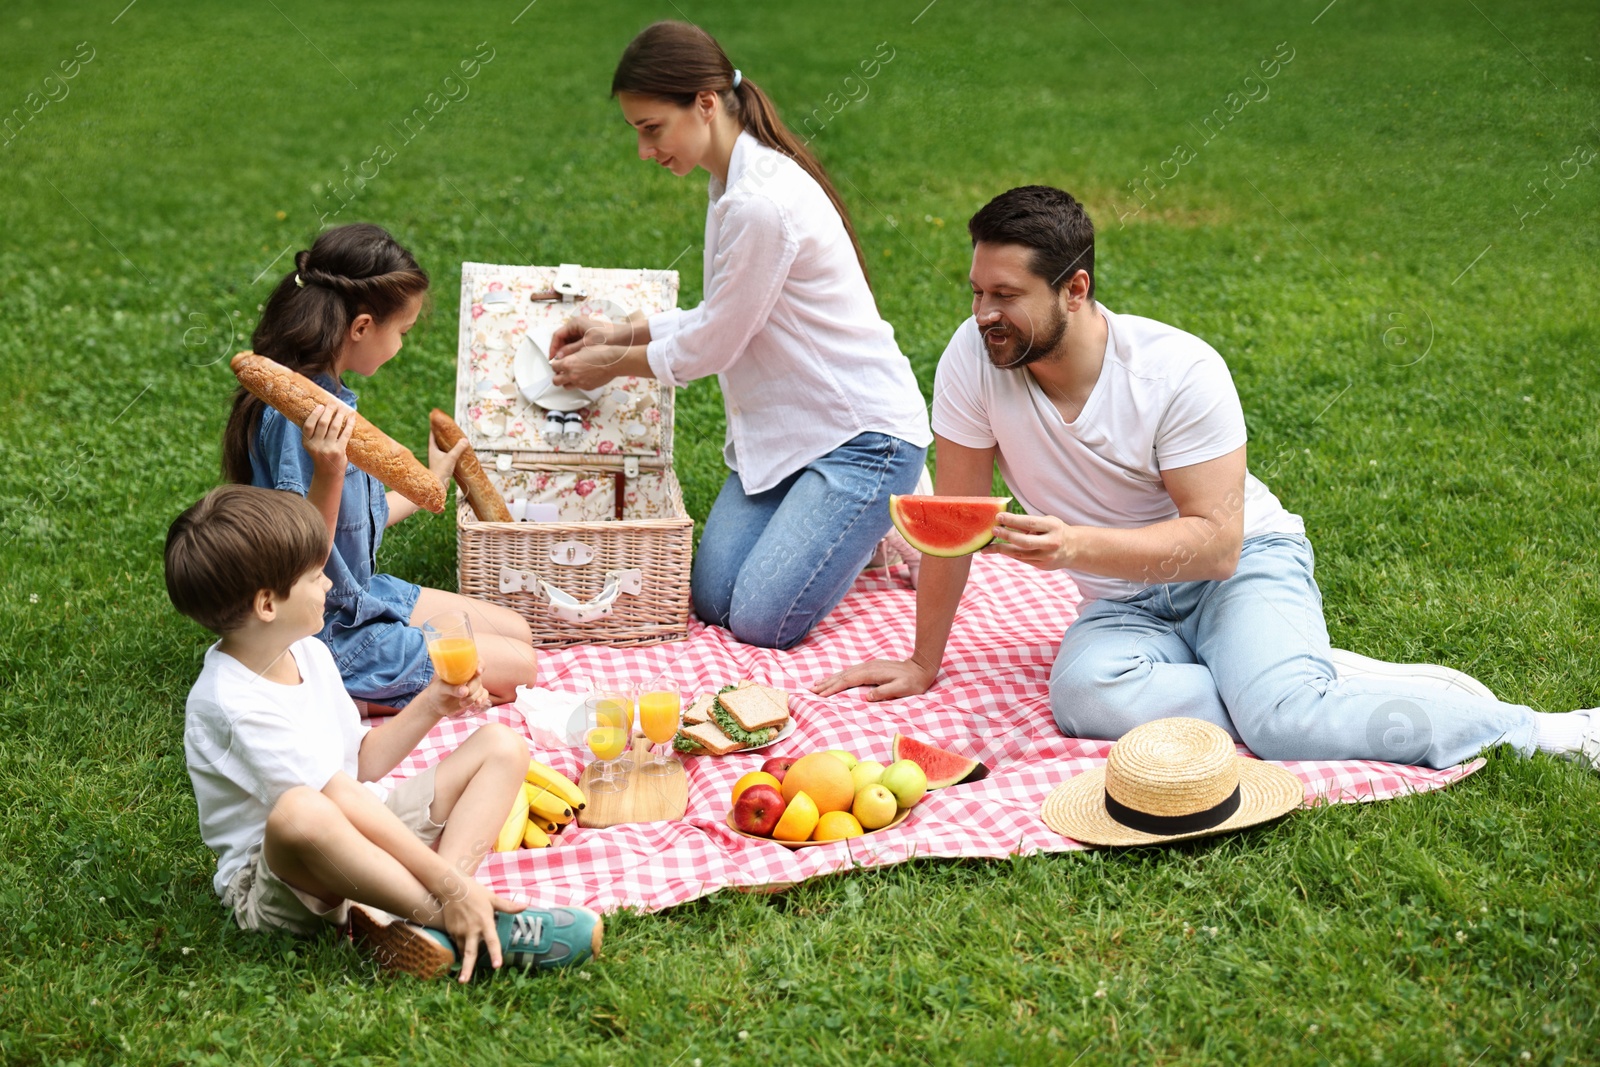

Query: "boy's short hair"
left=165, top=485, right=328, bottom=634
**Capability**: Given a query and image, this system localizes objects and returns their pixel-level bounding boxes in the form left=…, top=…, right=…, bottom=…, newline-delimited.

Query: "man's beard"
left=982, top=305, right=1068, bottom=369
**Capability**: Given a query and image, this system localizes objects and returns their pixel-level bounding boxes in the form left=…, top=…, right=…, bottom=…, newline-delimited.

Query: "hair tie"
left=294, top=273, right=305, bottom=289
left=731, top=69, right=742, bottom=89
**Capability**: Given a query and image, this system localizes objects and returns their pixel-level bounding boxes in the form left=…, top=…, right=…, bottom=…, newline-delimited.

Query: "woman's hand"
left=427, top=430, right=470, bottom=488
left=986, top=512, right=1078, bottom=570
left=302, top=403, right=354, bottom=473
left=550, top=345, right=628, bottom=391
left=549, top=315, right=623, bottom=360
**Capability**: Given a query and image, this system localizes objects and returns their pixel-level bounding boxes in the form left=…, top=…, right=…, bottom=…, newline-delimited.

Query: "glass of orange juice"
left=637, top=684, right=682, bottom=776
left=584, top=692, right=632, bottom=793
left=421, top=611, right=479, bottom=687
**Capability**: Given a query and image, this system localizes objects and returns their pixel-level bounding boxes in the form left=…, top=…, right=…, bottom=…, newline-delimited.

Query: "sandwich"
left=673, top=681, right=792, bottom=755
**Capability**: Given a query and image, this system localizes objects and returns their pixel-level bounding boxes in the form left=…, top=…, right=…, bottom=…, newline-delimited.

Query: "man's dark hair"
left=968, top=186, right=1095, bottom=298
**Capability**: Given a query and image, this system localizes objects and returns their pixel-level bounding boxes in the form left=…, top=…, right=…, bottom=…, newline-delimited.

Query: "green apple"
left=852, top=783, right=898, bottom=830
left=880, top=759, right=927, bottom=808
left=850, top=759, right=885, bottom=793
left=823, top=749, right=859, bottom=771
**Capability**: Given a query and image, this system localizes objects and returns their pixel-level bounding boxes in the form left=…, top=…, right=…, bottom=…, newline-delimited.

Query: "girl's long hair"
left=612, top=21, right=871, bottom=284
left=221, top=223, right=429, bottom=485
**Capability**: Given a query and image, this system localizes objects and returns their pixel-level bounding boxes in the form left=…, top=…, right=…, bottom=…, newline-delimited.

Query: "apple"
left=880, top=759, right=928, bottom=808
left=852, top=784, right=898, bottom=830
left=850, top=760, right=885, bottom=792
left=732, top=784, right=787, bottom=837
left=823, top=749, right=859, bottom=771
left=760, top=756, right=797, bottom=783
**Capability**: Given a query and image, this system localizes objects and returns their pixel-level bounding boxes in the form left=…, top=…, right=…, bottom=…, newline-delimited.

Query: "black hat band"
left=1104, top=784, right=1241, bottom=836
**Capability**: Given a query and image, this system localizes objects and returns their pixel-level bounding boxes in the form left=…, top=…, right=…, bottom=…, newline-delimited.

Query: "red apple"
left=731, top=784, right=786, bottom=837
left=760, top=756, right=797, bottom=784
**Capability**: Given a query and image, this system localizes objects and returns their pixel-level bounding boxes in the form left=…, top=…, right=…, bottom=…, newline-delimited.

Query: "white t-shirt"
left=646, top=131, right=931, bottom=494
left=932, top=304, right=1303, bottom=602
left=185, top=637, right=377, bottom=896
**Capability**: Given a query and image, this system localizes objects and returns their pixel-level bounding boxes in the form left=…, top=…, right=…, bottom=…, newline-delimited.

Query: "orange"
left=772, top=790, right=820, bottom=842
left=812, top=811, right=864, bottom=841
left=731, top=770, right=783, bottom=805
left=781, top=752, right=856, bottom=815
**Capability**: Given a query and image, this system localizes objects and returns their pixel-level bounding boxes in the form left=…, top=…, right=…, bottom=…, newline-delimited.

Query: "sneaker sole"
left=349, top=906, right=456, bottom=980
left=1329, top=648, right=1497, bottom=701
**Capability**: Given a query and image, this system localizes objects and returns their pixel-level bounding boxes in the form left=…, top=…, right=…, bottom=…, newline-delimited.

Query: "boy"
left=165, top=484, right=601, bottom=981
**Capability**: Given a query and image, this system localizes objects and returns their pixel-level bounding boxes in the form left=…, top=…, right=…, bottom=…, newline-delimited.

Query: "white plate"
left=513, top=331, right=601, bottom=412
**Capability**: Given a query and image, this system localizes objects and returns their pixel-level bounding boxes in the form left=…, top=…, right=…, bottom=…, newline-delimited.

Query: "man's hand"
left=811, top=658, right=937, bottom=701
left=427, top=430, right=470, bottom=488
left=302, top=403, right=354, bottom=473
left=435, top=875, right=524, bottom=983
left=986, top=511, right=1079, bottom=570
left=417, top=667, right=492, bottom=719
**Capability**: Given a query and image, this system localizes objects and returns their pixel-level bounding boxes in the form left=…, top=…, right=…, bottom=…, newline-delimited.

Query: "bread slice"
left=681, top=693, right=716, bottom=726
left=678, top=720, right=744, bottom=757
left=718, top=686, right=790, bottom=734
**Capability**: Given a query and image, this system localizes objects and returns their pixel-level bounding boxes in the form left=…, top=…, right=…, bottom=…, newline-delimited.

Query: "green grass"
left=2, top=0, right=1598, bottom=1063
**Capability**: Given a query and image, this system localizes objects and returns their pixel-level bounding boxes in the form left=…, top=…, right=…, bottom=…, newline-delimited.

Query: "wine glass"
left=421, top=611, right=478, bottom=686
left=636, top=684, right=683, bottom=777
left=583, top=693, right=631, bottom=794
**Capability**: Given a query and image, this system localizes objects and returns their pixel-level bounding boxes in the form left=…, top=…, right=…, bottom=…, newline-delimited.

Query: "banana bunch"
left=494, top=759, right=588, bottom=851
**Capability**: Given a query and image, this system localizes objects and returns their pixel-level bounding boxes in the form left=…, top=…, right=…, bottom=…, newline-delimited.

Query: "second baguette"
left=429, top=409, right=512, bottom=522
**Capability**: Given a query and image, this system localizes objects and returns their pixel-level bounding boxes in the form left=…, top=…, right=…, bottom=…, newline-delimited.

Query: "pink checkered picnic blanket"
left=373, top=555, right=1482, bottom=914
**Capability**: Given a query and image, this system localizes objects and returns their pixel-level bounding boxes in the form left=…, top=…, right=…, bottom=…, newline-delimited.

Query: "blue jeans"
left=692, top=432, right=927, bottom=650
left=1048, top=534, right=1536, bottom=768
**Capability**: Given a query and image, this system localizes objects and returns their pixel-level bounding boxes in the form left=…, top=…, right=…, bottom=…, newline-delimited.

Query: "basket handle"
left=499, top=566, right=643, bottom=624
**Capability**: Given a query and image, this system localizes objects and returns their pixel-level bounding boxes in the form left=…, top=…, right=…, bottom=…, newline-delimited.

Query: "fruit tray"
left=723, top=805, right=912, bottom=850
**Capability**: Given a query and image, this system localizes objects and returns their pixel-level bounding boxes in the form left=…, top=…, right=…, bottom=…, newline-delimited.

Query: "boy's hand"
left=421, top=666, right=493, bottom=719
left=303, top=403, right=355, bottom=472
left=427, top=430, right=470, bottom=488
left=436, top=876, right=524, bottom=983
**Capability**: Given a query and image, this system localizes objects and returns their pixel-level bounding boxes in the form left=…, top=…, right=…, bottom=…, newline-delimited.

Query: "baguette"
left=429, top=408, right=512, bottom=522
left=231, top=352, right=445, bottom=513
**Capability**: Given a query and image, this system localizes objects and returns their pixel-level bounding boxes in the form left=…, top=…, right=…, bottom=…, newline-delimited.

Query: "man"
left=816, top=185, right=1597, bottom=771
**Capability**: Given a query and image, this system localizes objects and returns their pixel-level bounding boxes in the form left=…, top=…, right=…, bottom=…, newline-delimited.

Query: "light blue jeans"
left=1049, top=534, right=1536, bottom=768
left=692, top=432, right=927, bottom=650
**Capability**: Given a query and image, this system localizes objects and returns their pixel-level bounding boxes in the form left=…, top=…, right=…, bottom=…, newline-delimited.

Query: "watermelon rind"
left=891, top=733, right=990, bottom=789
left=889, top=495, right=1011, bottom=558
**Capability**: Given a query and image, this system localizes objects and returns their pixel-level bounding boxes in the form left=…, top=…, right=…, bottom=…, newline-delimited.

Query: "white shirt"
left=932, top=304, right=1303, bottom=602
left=185, top=637, right=377, bottom=896
left=646, top=132, right=931, bottom=493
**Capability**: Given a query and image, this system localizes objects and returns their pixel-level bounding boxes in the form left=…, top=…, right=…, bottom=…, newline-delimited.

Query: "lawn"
left=2, top=0, right=1598, bottom=1063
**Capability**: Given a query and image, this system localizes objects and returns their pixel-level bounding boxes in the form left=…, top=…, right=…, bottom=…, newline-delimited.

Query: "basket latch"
left=498, top=566, right=644, bottom=624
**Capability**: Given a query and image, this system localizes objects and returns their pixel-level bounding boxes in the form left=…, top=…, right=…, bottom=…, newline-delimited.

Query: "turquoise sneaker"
left=348, top=905, right=456, bottom=980
left=481, top=906, right=603, bottom=975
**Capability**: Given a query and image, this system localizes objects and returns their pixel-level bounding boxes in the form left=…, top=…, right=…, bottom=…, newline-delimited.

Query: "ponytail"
left=221, top=223, right=429, bottom=485
left=612, top=21, right=871, bottom=285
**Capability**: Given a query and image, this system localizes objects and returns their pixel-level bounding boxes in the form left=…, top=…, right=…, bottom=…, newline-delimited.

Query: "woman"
left=550, top=21, right=931, bottom=650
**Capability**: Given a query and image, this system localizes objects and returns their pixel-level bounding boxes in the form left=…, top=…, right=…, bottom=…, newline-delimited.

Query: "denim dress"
left=249, top=374, right=434, bottom=706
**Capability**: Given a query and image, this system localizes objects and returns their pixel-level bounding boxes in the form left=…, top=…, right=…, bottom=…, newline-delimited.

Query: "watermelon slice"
left=891, top=734, right=990, bottom=789
left=888, top=495, right=1010, bottom=557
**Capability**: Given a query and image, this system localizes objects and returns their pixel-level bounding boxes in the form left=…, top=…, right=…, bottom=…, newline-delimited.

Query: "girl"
left=549, top=21, right=933, bottom=650
left=222, top=223, right=537, bottom=705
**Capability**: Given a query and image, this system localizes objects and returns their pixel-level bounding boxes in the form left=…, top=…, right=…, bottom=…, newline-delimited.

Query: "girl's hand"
left=427, top=431, right=470, bottom=488
left=550, top=345, right=626, bottom=391
left=549, top=315, right=617, bottom=360
left=422, top=666, right=493, bottom=719
left=303, top=403, right=355, bottom=473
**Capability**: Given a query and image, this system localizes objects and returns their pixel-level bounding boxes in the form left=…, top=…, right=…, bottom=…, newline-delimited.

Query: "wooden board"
left=576, top=733, right=688, bottom=829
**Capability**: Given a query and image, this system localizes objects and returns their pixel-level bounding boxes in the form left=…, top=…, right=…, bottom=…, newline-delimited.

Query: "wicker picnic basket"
left=452, top=262, right=692, bottom=647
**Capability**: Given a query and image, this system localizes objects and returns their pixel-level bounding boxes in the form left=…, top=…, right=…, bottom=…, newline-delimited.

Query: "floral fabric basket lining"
left=453, top=262, right=693, bottom=647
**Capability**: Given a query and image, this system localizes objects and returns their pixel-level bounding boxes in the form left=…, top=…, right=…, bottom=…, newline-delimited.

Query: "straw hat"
left=1041, top=717, right=1303, bottom=847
